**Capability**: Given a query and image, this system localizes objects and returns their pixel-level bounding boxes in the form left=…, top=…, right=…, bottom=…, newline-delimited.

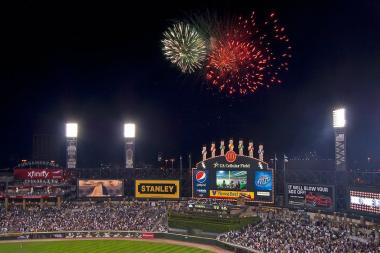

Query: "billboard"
left=78, top=180, right=124, bottom=197
left=193, top=151, right=274, bottom=203
left=254, top=171, right=273, bottom=191
left=14, top=169, right=63, bottom=180
left=286, top=184, right=335, bottom=211
left=349, top=189, right=380, bottom=214
left=209, top=190, right=254, bottom=200
left=193, top=170, right=209, bottom=198
left=135, top=180, right=180, bottom=199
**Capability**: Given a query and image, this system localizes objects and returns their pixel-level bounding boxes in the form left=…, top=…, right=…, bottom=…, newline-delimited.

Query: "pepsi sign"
left=196, top=171, right=207, bottom=183
left=193, top=169, right=209, bottom=198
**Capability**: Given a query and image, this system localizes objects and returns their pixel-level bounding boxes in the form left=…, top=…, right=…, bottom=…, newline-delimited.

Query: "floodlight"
left=124, top=123, right=136, bottom=138
left=333, top=108, right=346, bottom=128
left=66, top=123, right=78, bottom=138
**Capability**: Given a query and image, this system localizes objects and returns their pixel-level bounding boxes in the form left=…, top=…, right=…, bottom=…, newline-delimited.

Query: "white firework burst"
left=162, top=22, right=207, bottom=73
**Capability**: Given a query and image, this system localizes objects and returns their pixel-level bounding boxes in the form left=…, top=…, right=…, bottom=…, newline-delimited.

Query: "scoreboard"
left=192, top=151, right=274, bottom=203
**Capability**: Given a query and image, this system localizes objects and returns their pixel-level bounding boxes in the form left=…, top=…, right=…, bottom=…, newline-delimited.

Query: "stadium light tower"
left=66, top=122, right=78, bottom=169
left=333, top=108, right=346, bottom=171
left=124, top=123, right=135, bottom=169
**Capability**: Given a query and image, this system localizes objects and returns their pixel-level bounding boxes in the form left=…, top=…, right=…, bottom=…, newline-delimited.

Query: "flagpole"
left=283, top=154, right=287, bottom=200
left=274, top=153, right=277, bottom=172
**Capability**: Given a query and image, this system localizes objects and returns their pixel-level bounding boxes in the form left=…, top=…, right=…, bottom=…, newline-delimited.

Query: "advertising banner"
left=14, top=169, right=63, bottom=180
left=192, top=169, right=209, bottom=198
left=349, top=190, right=380, bottom=214
left=142, top=233, right=154, bottom=239
left=135, top=180, right=180, bottom=199
left=78, top=180, right=124, bottom=197
left=209, top=190, right=254, bottom=200
left=254, top=171, right=273, bottom=191
left=286, top=184, right=335, bottom=211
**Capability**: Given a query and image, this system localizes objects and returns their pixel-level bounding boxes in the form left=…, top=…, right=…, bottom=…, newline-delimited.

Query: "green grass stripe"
left=0, top=240, right=214, bottom=253
left=168, top=215, right=260, bottom=233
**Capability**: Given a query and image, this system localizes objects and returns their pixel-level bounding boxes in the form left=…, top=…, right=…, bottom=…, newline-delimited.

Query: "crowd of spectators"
left=218, top=209, right=379, bottom=253
left=0, top=201, right=168, bottom=233
left=1, top=200, right=379, bottom=253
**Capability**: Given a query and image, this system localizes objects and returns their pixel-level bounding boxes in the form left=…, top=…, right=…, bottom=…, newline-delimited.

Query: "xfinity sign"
left=14, top=169, right=63, bottom=180
left=28, top=170, right=50, bottom=178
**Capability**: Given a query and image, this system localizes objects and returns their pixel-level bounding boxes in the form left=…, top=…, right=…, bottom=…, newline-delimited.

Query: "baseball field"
left=0, top=239, right=225, bottom=253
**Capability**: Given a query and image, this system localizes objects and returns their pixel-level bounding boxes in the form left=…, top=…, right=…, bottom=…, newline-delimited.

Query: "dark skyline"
left=1, top=1, right=379, bottom=168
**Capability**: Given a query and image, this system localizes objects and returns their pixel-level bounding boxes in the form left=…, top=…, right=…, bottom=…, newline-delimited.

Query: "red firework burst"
left=206, top=12, right=292, bottom=95
left=206, top=40, right=266, bottom=95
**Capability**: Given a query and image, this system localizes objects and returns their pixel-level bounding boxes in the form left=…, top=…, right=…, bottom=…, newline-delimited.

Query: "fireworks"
left=162, top=22, right=207, bottom=73
left=162, top=11, right=292, bottom=95
left=206, top=12, right=292, bottom=95
left=206, top=40, right=266, bottom=94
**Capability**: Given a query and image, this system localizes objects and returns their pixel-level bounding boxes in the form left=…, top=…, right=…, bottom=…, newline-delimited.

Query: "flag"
left=284, top=154, right=288, bottom=162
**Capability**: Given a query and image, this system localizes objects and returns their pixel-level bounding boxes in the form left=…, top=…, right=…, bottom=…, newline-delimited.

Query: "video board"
left=349, top=189, right=380, bottom=214
left=193, top=151, right=274, bottom=203
left=78, top=179, right=124, bottom=197
left=286, top=183, right=335, bottom=211
left=216, top=170, right=247, bottom=190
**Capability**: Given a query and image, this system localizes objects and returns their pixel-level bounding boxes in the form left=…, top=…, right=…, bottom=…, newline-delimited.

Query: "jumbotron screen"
left=349, top=190, right=380, bottom=214
left=78, top=180, right=124, bottom=197
left=193, top=151, right=274, bottom=203
left=216, top=170, right=247, bottom=191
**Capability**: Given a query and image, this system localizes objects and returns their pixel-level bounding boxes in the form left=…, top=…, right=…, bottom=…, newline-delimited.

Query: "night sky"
left=1, top=1, right=379, bottom=168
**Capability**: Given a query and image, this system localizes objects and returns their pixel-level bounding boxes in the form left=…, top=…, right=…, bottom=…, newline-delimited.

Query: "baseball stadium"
left=1, top=1, right=380, bottom=253
left=0, top=129, right=379, bottom=253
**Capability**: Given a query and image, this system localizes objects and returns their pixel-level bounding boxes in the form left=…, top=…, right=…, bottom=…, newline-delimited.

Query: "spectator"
left=218, top=209, right=379, bottom=253
left=0, top=201, right=167, bottom=233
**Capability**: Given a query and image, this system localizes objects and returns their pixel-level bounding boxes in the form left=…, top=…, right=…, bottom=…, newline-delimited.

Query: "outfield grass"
left=0, top=240, right=213, bottom=253
left=169, top=214, right=260, bottom=233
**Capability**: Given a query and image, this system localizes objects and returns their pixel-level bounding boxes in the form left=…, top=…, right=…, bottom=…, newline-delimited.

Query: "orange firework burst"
left=205, top=12, right=292, bottom=95
left=206, top=40, right=266, bottom=95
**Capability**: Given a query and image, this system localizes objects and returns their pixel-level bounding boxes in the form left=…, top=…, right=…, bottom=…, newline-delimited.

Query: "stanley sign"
left=135, top=180, right=180, bottom=199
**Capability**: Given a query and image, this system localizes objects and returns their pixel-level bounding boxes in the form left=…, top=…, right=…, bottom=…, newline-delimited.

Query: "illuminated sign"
left=254, top=171, right=272, bottom=191
left=350, top=190, right=380, bottom=214
left=192, top=170, right=209, bottom=198
left=286, top=184, right=335, bottom=211
left=135, top=180, right=180, bottom=199
left=225, top=151, right=237, bottom=163
left=209, top=190, right=254, bottom=200
left=14, top=169, right=63, bottom=180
